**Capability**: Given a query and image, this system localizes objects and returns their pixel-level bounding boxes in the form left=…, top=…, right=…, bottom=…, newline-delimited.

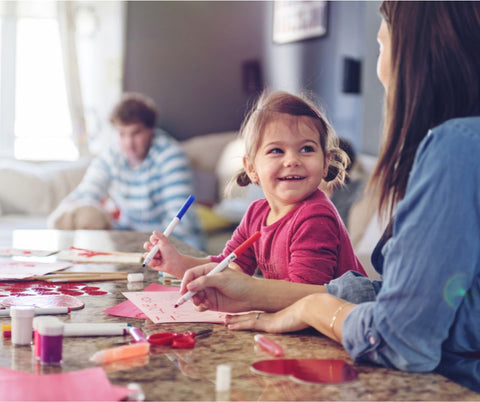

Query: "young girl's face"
left=244, top=115, right=328, bottom=214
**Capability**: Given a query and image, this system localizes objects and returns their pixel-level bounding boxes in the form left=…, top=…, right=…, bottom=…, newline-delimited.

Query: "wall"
left=124, top=1, right=265, bottom=140
left=124, top=1, right=383, bottom=154
left=361, top=1, right=384, bottom=155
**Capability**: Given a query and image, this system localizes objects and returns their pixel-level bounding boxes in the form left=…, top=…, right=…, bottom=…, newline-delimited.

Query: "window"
left=0, top=1, right=125, bottom=162
left=0, top=3, right=77, bottom=161
left=15, top=18, right=77, bottom=161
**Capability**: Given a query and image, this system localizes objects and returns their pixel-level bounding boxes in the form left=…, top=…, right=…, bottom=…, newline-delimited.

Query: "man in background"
left=48, top=92, right=205, bottom=250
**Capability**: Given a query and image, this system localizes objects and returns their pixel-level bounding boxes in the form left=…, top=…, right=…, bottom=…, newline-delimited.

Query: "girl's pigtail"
left=223, top=169, right=252, bottom=199
left=324, top=147, right=349, bottom=186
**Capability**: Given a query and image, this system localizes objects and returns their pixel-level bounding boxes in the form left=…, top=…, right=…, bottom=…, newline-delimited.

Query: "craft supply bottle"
left=38, top=317, right=64, bottom=365
left=10, top=306, right=35, bottom=346
left=33, top=316, right=56, bottom=360
left=32, top=316, right=42, bottom=360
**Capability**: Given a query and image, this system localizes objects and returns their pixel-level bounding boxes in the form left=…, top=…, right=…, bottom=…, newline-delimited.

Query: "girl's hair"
left=371, top=1, right=480, bottom=222
left=110, top=92, right=158, bottom=128
left=232, top=90, right=348, bottom=191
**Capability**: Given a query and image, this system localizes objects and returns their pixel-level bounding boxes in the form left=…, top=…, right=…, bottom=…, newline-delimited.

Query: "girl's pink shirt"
left=210, top=189, right=366, bottom=284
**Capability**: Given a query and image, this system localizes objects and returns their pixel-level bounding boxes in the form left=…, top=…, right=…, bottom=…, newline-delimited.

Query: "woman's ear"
left=243, top=156, right=258, bottom=184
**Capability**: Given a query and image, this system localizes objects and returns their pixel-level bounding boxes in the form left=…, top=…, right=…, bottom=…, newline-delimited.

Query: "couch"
left=0, top=132, right=382, bottom=279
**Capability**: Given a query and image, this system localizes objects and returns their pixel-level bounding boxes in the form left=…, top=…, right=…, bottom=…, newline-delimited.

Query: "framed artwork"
left=273, top=1, right=328, bottom=44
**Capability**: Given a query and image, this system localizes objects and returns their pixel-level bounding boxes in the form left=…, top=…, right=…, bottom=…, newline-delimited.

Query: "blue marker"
left=142, top=195, right=195, bottom=267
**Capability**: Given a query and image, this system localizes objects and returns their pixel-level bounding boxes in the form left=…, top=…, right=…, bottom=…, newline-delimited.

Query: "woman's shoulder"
left=419, top=116, right=480, bottom=161
left=430, top=116, right=480, bottom=142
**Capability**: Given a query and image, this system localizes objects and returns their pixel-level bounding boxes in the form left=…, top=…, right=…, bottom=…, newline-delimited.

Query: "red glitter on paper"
left=0, top=280, right=109, bottom=297
left=58, top=289, right=84, bottom=296
left=69, top=246, right=112, bottom=257
left=84, top=290, right=108, bottom=296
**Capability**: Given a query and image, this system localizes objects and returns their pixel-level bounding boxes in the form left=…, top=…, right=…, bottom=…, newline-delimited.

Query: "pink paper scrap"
left=122, top=290, right=225, bottom=324
left=0, top=367, right=133, bottom=401
left=103, top=283, right=175, bottom=319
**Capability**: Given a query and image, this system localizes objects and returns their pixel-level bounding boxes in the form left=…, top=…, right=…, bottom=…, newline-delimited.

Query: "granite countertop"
left=0, top=230, right=478, bottom=401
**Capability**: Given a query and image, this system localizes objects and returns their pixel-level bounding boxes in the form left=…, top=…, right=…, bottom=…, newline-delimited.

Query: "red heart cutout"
left=251, top=359, right=357, bottom=384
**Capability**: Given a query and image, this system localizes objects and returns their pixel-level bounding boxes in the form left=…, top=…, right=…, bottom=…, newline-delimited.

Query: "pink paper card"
left=123, top=290, right=225, bottom=324
left=0, top=261, right=72, bottom=280
left=0, top=367, right=133, bottom=401
left=0, top=247, right=58, bottom=257
left=104, top=283, right=174, bottom=319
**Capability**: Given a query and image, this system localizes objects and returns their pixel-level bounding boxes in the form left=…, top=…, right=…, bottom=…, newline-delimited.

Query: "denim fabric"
left=334, top=117, right=480, bottom=373
left=326, top=271, right=381, bottom=303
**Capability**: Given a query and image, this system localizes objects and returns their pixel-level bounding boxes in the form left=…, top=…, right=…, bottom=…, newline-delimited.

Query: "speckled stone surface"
left=0, top=230, right=479, bottom=401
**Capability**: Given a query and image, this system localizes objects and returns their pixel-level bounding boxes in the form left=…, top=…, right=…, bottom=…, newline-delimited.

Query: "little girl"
left=144, top=90, right=366, bottom=284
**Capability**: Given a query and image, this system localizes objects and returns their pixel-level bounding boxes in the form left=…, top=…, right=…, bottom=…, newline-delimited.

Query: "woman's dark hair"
left=370, top=1, right=480, bottom=221
left=110, top=92, right=158, bottom=128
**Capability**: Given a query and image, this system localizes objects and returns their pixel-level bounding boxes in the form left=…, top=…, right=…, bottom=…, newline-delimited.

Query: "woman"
left=180, top=1, right=480, bottom=389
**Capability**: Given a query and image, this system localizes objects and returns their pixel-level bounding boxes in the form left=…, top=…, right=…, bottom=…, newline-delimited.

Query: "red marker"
left=174, top=231, right=261, bottom=308
left=254, top=334, right=284, bottom=357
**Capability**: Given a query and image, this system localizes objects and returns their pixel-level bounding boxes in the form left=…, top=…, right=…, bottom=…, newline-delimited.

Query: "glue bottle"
left=10, top=305, right=35, bottom=346
left=37, top=316, right=64, bottom=365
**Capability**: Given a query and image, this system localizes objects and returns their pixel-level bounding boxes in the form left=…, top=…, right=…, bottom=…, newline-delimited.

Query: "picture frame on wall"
left=273, top=1, right=328, bottom=44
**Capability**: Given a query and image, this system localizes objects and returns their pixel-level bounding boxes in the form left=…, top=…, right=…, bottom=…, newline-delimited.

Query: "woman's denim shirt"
left=326, top=117, right=480, bottom=374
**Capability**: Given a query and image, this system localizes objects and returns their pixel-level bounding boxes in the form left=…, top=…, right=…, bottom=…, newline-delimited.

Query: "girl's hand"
left=224, top=298, right=310, bottom=333
left=180, top=264, right=257, bottom=313
left=143, top=231, right=184, bottom=278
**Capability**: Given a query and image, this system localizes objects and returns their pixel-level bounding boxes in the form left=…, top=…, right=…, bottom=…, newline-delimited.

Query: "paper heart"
left=251, top=359, right=357, bottom=384
left=1, top=294, right=85, bottom=310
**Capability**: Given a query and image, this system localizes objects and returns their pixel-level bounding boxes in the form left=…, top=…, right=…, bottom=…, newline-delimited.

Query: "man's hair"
left=110, top=92, right=158, bottom=128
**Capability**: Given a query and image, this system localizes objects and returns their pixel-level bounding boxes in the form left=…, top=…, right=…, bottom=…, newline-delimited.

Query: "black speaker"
left=242, top=60, right=263, bottom=94
left=342, top=57, right=361, bottom=94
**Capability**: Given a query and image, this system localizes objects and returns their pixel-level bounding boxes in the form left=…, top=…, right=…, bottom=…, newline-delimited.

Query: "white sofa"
left=0, top=158, right=91, bottom=230
left=0, top=133, right=383, bottom=279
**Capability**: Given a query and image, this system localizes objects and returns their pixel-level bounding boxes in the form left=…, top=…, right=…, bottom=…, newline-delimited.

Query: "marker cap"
left=128, top=273, right=144, bottom=282
left=37, top=317, right=64, bottom=336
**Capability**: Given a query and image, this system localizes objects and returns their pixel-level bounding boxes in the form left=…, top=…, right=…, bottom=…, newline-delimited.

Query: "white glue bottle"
left=10, top=306, right=35, bottom=346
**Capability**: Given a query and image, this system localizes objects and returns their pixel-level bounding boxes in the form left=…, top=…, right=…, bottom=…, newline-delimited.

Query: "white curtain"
left=57, top=1, right=88, bottom=157
left=57, top=0, right=126, bottom=156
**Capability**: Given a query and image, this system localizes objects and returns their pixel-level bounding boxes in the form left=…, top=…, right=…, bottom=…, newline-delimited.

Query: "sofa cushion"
left=196, top=204, right=236, bottom=234
left=181, top=131, right=238, bottom=174
left=0, top=158, right=89, bottom=215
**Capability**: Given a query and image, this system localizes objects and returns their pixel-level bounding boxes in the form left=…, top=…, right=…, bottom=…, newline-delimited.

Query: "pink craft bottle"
left=38, top=317, right=64, bottom=365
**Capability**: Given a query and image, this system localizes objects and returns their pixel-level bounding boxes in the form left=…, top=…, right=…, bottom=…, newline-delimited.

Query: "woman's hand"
left=181, top=264, right=329, bottom=314
left=180, top=264, right=257, bottom=313
left=227, top=293, right=355, bottom=343
left=225, top=298, right=310, bottom=333
left=143, top=231, right=185, bottom=278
